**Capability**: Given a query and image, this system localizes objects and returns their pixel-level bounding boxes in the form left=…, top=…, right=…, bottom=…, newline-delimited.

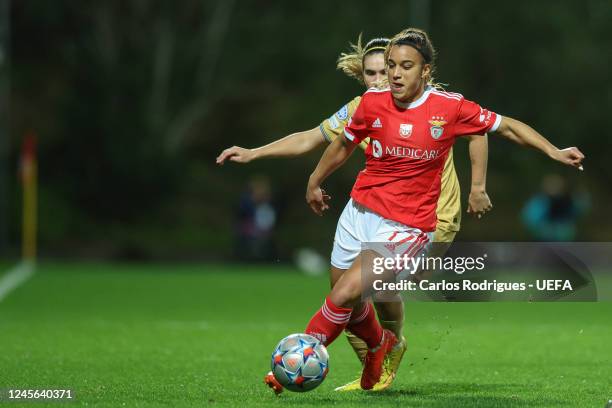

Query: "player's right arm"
left=216, top=127, right=326, bottom=165
left=306, top=96, right=368, bottom=216
left=306, top=135, right=357, bottom=216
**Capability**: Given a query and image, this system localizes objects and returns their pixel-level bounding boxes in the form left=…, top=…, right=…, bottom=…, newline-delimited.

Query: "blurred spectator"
left=234, top=176, right=278, bottom=261
left=521, top=174, right=590, bottom=241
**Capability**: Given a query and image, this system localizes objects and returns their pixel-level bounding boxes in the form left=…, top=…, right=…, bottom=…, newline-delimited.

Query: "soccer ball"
left=270, top=333, right=329, bottom=392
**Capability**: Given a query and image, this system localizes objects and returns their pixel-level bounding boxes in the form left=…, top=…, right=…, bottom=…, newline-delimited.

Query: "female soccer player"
left=217, top=36, right=490, bottom=392
left=303, top=27, right=585, bottom=390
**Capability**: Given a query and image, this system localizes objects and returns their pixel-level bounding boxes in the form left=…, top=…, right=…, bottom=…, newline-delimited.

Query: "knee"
left=329, top=279, right=361, bottom=308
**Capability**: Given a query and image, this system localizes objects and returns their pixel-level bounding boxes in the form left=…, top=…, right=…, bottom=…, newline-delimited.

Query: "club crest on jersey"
left=428, top=116, right=447, bottom=139
left=399, top=123, right=413, bottom=138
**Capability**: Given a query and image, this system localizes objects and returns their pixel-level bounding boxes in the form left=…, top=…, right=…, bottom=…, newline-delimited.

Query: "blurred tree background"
left=2, top=0, right=611, bottom=261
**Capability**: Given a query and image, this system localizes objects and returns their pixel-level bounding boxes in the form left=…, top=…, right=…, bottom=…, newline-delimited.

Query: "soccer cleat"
left=371, top=335, right=407, bottom=391
left=334, top=334, right=365, bottom=392
left=336, top=335, right=406, bottom=392
left=334, top=377, right=362, bottom=392
left=360, top=329, right=398, bottom=390
left=345, top=331, right=368, bottom=363
left=264, top=371, right=284, bottom=395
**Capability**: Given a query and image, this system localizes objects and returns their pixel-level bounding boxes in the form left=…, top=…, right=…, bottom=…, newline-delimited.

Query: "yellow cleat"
left=333, top=377, right=362, bottom=392
left=371, top=335, right=407, bottom=391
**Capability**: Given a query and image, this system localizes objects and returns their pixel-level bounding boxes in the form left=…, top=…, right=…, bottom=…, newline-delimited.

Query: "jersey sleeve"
left=343, top=96, right=369, bottom=144
left=455, top=98, right=502, bottom=137
left=319, top=96, right=360, bottom=143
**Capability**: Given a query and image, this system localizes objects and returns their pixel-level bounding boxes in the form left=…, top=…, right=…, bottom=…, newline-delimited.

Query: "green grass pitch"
left=1, top=263, right=611, bottom=407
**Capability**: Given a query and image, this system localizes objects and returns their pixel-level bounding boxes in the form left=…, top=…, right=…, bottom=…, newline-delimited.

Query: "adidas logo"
left=372, top=118, right=383, bottom=128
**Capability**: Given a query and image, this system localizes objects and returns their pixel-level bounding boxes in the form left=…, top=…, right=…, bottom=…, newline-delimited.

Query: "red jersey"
left=344, top=86, right=501, bottom=232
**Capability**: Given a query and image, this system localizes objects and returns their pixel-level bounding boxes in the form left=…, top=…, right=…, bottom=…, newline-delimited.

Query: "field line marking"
left=0, top=260, right=36, bottom=302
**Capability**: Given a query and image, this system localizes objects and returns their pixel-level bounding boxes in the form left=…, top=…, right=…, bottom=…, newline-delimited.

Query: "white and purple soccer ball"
left=270, top=333, right=329, bottom=392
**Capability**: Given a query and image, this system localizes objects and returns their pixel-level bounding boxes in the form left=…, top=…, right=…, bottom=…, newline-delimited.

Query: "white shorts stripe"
left=404, top=233, right=429, bottom=259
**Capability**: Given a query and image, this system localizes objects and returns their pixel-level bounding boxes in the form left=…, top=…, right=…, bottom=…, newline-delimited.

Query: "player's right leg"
left=304, top=200, right=397, bottom=389
left=265, top=199, right=367, bottom=394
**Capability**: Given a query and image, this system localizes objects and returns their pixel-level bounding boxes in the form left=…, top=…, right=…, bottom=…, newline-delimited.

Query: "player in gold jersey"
left=216, top=36, right=492, bottom=392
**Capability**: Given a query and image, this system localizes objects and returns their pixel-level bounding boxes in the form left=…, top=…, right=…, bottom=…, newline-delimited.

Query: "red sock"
left=305, top=297, right=352, bottom=346
left=346, top=302, right=383, bottom=349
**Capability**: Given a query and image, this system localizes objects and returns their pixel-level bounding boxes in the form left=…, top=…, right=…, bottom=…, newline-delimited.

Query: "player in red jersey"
left=302, top=27, right=585, bottom=390
left=218, top=35, right=491, bottom=393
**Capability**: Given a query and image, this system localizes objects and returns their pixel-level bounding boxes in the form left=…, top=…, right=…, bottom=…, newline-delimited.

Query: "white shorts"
left=330, top=199, right=432, bottom=270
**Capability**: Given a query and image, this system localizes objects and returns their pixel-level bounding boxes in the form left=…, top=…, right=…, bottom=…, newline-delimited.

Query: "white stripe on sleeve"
left=490, top=114, right=503, bottom=132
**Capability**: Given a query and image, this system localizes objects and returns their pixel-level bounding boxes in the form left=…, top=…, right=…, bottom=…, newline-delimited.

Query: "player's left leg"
left=335, top=298, right=406, bottom=392
left=369, top=299, right=407, bottom=391
left=342, top=300, right=404, bottom=363
left=336, top=215, right=434, bottom=391
left=378, top=228, right=456, bottom=391
left=331, top=258, right=407, bottom=392
left=364, top=220, right=432, bottom=390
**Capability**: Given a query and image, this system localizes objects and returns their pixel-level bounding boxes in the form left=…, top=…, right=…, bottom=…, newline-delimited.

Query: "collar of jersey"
left=393, top=85, right=433, bottom=110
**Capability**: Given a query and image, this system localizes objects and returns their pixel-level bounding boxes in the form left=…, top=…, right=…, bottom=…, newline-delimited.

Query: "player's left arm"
left=466, top=134, right=492, bottom=218
left=493, top=116, right=585, bottom=170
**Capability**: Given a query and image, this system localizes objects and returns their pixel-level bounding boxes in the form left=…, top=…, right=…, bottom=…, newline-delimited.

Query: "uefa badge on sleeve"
left=335, top=105, right=349, bottom=120
left=428, top=116, right=447, bottom=139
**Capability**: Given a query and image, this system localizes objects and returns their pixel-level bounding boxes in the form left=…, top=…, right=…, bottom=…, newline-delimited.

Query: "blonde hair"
left=336, top=34, right=390, bottom=84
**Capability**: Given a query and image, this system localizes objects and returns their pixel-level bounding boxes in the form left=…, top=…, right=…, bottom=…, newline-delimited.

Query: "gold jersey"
left=319, top=96, right=461, bottom=232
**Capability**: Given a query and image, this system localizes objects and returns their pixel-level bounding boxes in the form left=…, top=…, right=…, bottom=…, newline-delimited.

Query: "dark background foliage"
left=2, top=0, right=610, bottom=260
